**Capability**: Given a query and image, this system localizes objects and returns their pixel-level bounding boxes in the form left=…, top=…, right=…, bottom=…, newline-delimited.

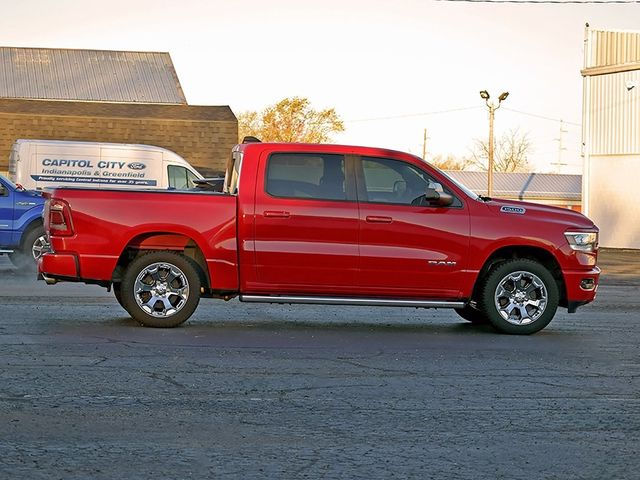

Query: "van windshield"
left=168, top=165, right=200, bottom=190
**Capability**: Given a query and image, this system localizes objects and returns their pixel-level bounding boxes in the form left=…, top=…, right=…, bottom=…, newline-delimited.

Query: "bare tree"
left=470, top=128, right=532, bottom=173
left=429, top=154, right=473, bottom=171
left=238, top=97, right=344, bottom=143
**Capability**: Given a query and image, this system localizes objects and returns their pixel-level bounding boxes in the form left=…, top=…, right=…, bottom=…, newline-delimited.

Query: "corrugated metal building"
left=445, top=171, right=582, bottom=211
left=582, top=27, right=640, bottom=248
left=0, top=46, right=237, bottom=176
left=0, top=47, right=186, bottom=104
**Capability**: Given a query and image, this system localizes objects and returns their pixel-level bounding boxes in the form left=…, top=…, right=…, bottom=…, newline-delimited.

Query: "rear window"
left=266, top=153, right=346, bottom=201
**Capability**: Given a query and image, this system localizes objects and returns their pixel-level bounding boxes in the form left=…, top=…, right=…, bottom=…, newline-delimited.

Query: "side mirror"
left=424, top=187, right=454, bottom=207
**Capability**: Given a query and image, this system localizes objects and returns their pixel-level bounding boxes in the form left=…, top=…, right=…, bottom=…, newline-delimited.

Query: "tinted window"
left=361, top=157, right=457, bottom=206
left=266, top=153, right=346, bottom=201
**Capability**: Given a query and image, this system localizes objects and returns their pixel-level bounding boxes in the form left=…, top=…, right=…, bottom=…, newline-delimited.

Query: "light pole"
left=479, top=90, right=509, bottom=197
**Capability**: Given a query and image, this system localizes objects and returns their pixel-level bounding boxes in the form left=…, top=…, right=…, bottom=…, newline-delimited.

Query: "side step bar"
left=0, top=249, right=14, bottom=254
left=240, top=295, right=465, bottom=309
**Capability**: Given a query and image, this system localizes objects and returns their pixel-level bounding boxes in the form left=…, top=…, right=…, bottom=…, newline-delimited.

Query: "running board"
left=0, top=249, right=14, bottom=254
left=240, top=295, right=465, bottom=309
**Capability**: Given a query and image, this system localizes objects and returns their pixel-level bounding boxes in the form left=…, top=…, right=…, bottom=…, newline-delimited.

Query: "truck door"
left=252, top=151, right=360, bottom=294
left=355, top=156, right=470, bottom=299
left=0, top=179, right=14, bottom=246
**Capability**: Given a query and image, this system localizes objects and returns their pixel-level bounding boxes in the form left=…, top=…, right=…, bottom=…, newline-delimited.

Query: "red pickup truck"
left=39, top=142, right=600, bottom=334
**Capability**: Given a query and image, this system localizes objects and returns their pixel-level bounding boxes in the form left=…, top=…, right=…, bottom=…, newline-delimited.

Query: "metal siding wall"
left=0, top=47, right=186, bottom=104
left=587, top=155, right=640, bottom=249
left=588, top=30, right=640, bottom=68
left=589, top=71, right=640, bottom=155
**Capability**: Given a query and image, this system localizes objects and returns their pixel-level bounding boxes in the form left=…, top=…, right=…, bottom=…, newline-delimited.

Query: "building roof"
left=444, top=170, right=582, bottom=201
left=0, top=98, right=236, bottom=122
left=0, top=46, right=186, bottom=104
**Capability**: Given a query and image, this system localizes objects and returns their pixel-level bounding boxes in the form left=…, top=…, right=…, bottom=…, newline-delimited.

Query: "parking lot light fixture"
left=480, top=90, right=509, bottom=197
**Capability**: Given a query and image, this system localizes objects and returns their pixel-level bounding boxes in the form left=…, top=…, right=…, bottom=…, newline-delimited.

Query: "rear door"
left=251, top=150, right=360, bottom=294
left=355, top=156, right=470, bottom=299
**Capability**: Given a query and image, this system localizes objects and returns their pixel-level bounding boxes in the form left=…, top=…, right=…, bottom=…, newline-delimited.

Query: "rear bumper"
left=563, top=266, right=600, bottom=311
left=38, top=252, right=79, bottom=279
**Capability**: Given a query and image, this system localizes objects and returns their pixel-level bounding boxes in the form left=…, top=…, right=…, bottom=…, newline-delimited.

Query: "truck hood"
left=485, top=198, right=596, bottom=230
left=15, top=188, right=45, bottom=201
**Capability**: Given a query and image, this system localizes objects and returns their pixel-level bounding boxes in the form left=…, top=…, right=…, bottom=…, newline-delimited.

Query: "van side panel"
left=12, top=140, right=200, bottom=191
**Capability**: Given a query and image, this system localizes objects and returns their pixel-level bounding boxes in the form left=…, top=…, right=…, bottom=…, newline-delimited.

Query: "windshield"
left=434, top=168, right=480, bottom=201
left=0, top=175, right=19, bottom=191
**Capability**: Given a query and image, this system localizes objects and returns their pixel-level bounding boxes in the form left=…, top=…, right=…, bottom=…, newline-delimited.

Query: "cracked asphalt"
left=0, top=251, right=638, bottom=479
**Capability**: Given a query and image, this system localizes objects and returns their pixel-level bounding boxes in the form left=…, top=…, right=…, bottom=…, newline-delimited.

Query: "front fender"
left=12, top=205, right=44, bottom=245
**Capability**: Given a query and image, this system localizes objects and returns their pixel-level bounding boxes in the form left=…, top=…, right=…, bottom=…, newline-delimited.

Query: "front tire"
left=9, top=225, right=49, bottom=270
left=120, top=251, right=202, bottom=328
left=479, top=259, right=559, bottom=335
left=454, top=304, right=490, bottom=324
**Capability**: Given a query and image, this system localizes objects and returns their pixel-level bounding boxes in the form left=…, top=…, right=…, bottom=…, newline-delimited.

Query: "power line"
left=345, top=106, right=482, bottom=123
left=435, top=0, right=639, bottom=4
left=502, top=108, right=581, bottom=126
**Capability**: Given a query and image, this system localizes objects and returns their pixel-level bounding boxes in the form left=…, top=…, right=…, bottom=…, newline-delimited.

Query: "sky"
left=1, top=0, right=639, bottom=174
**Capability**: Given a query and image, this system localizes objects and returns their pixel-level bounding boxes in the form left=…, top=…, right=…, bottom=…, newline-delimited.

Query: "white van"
left=8, top=139, right=203, bottom=191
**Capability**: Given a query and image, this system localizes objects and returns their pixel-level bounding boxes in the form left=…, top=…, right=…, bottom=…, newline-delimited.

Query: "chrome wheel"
left=133, top=262, right=190, bottom=318
left=494, top=270, right=547, bottom=325
left=31, top=234, right=50, bottom=260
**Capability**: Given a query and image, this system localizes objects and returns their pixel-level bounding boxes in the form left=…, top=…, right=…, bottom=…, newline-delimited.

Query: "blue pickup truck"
left=0, top=175, right=48, bottom=269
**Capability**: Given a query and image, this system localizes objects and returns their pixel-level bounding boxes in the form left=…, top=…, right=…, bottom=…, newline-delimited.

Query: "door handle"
left=365, top=215, right=393, bottom=224
left=264, top=210, right=290, bottom=218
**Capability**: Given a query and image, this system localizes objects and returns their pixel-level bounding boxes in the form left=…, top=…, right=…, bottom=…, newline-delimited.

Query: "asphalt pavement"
left=0, top=251, right=638, bottom=479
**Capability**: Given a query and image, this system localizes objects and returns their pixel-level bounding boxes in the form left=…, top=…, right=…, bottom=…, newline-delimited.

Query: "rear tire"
left=120, top=251, right=202, bottom=328
left=113, top=283, right=125, bottom=309
left=478, top=259, right=559, bottom=335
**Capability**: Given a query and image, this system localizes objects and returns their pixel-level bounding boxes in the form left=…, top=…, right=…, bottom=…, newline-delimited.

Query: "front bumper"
left=563, top=266, right=600, bottom=312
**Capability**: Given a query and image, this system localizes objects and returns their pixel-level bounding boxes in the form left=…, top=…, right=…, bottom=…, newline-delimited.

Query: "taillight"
left=48, top=199, right=74, bottom=236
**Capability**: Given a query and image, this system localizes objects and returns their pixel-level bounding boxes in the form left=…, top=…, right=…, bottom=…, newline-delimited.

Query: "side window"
left=168, top=165, right=189, bottom=190
left=361, top=157, right=458, bottom=207
left=266, top=153, right=347, bottom=201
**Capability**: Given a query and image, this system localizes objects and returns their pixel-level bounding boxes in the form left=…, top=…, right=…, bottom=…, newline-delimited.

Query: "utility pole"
left=422, top=128, right=428, bottom=161
left=552, top=119, right=568, bottom=172
left=479, top=90, right=509, bottom=197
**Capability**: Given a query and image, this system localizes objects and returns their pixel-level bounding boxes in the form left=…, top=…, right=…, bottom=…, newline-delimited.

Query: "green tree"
left=238, top=97, right=344, bottom=143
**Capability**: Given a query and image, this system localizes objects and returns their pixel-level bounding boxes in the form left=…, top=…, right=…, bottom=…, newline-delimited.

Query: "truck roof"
left=235, top=142, right=423, bottom=162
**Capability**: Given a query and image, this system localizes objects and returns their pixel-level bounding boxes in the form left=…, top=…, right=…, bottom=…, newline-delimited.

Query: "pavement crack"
left=146, top=372, right=186, bottom=389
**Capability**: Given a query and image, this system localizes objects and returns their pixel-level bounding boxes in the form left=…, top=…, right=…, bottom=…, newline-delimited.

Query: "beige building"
left=582, top=27, right=640, bottom=248
left=0, top=47, right=237, bottom=177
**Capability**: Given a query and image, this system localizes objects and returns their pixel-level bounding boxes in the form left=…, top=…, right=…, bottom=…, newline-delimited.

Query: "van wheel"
left=479, top=259, right=559, bottom=335
left=454, top=304, right=490, bottom=324
left=9, top=225, right=49, bottom=270
left=120, top=251, right=201, bottom=328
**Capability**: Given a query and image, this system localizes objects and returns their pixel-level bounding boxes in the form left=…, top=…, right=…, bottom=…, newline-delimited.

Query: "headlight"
left=564, top=231, right=598, bottom=252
